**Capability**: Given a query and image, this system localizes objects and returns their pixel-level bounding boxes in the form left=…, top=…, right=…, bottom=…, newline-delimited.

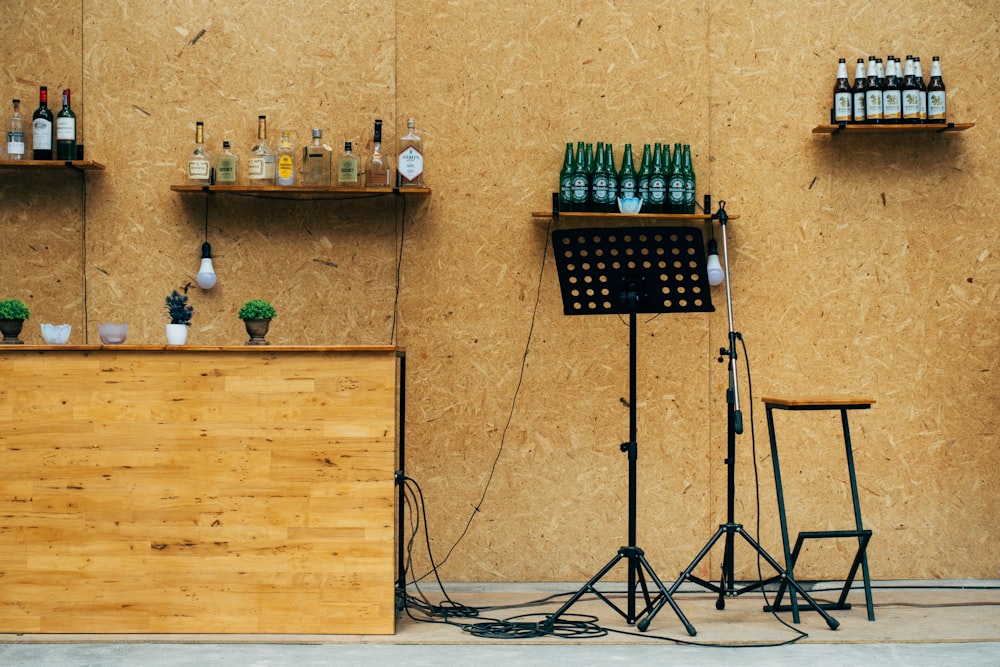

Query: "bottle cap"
left=313, top=128, right=322, bottom=138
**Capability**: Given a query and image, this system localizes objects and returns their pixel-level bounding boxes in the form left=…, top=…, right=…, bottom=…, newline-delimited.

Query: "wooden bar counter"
left=0, top=345, right=401, bottom=635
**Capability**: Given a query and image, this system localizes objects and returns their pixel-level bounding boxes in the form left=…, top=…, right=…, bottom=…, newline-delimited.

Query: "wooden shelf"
left=0, top=159, right=105, bottom=170
left=813, top=122, right=974, bottom=136
left=171, top=184, right=430, bottom=198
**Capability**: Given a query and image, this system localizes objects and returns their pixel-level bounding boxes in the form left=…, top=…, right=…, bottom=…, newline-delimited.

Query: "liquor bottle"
left=865, top=57, right=882, bottom=124
left=882, top=56, right=901, bottom=123
left=569, top=140, right=588, bottom=212
left=55, top=88, right=76, bottom=160
left=667, top=142, right=684, bottom=213
left=364, top=120, right=390, bottom=187
left=637, top=144, right=653, bottom=206
left=914, top=56, right=928, bottom=121
left=558, top=142, right=574, bottom=212
left=6, top=99, right=25, bottom=160
left=31, top=86, right=54, bottom=159
left=397, top=117, right=424, bottom=187
left=648, top=143, right=667, bottom=214
left=851, top=58, right=867, bottom=123
left=617, top=143, right=637, bottom=202
left=247, top=115, right=276, bottom=184
left=275, top=131, right=296, bottom=186
left=833, top=58, right=852, bottom=123
left=187, top=121, right=212, bottom=185
left=301, top=128, right=333, bottom=186
left=215, top=141, right=238, bottom=184
left=927, top=56, right=946, bottom=123
left=682, top=144, right=695, bottom=214
left=603, top=144, right=617, bottom=213
left=589, top=141, right=609, bottom=213
left=337, top=141, right=360, bottom=186
left=901, top=56, right=921, bottom=124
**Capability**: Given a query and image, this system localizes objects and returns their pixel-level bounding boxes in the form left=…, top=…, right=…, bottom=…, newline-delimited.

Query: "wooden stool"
left=762, top=396, right=875, bottom=622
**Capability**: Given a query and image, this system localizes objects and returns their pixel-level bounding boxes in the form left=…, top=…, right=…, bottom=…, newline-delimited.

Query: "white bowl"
left=40, top=323, right=71, bottom=345
left=618, top=196, right=643, bottom=214
left=98, top=322, right=128, bottom=344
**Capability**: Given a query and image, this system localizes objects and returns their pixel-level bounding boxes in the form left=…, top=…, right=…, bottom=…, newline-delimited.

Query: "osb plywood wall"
left=1, top=0, right=997, bottom=583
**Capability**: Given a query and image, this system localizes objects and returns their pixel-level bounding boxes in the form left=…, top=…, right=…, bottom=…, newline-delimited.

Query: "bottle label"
left=902, top=90, right=920, bottom=119
left=248, top=157, right=265, bottom=179
left=866, top=90, right=883, bottom=119
left=668, top=176, right=685, bottom=205
left=188, top=159, right=210, bottom=180
left=32, top=118, right=52, bottom=150
left=337, top=158, right=359, bottom=184
left=216, top=158, right=237, bottom=183
left=684, top=178, right=695, bottom=207
left=928, top=92, right=946, bottom=120
left=649, top=176, right=667, bottom=205
left=834, top=92, right=852, bottom=122
left=619, top=177, right=637, bottom=199
left=277, top=154, right=294, bottom=181
left=398, top=146, right=424, bottom=182
left=883, top=91, right=901, bottom=119
left=56, top=117, right=75, bottom=141
left=7, top=132, right=25, bottom=156
left=571, top=175, right=588, bottom=204
left=591, top=174, right=609, bottom=204
left=560, top=175, right=573, bottom=204
left=852, top=92, right=866, bottom=121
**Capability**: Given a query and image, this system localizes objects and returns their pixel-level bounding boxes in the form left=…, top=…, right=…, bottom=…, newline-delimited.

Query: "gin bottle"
left=275, top=130, right=296, bottom=186
left=301, top=128, right=333, bottom=186
left=397, top=118, right=424, bottom=187
left=6, top=99, right=25, bottom=160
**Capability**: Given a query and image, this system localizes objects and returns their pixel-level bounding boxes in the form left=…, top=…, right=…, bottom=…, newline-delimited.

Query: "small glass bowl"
left=617, top=196, right=643, bottom=214
left=40, top=323, right=72, bottom=345
left=98, top=322, right=128, bottom=344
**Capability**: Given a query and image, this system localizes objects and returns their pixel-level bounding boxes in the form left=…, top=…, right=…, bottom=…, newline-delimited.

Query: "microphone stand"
left=638, top=201, right=840, bottom=633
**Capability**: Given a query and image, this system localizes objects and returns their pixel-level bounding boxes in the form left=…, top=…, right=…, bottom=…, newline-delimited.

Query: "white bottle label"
left=56, top=117, right=75, bottom=141
left=834, top=92, right=852, bottom=122
left=853, top=92, right=866, bottom=120
left=248, top=157, right=265, bottom=178
left=866, top=90, right=882, bottom=118
left=902, top=90, right=920, bottom=119
left=188, top=160, right=210, bottom=179
left=928, top=92, right=946, bottom=120
left=882, top=91, right=901, bottom=118
left=32, top=118, right=52, bottom=150
left=398, top=146, right=424, bottom=182
left=7, top=132, right=25, bottom=156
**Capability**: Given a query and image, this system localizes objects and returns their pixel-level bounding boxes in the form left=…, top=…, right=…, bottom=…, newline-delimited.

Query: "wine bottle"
left=6, top=99, right=25, bottom=160
left=833, top=58, right=852, bottom=123
left=31, top=86, right=53, bottom=160
left=901, top=56, right=921, bottom=124
left=55, top=88, right=76, bottom=160
left=337, top=141, right=360, bottom=186
left=397, top=118, right=424, bottom=187
left=187, top=121, right=212, bottom=185
left=617, top=143, right=637, bottom=202
left=247, top=115, right=276, bottom=185
left=667, top=142, right=684, bottom=213
left=215, top=141, right=238, bottom=184
left=851, top=58, right=867, bottom=123
left=302, top=128, right=333, bottom=186
left=927, top=56, right=946, bottom=123
left=865, top=57, right=882, bottom=124
left=364, top=120, right=390, bottom=187
left=558, top=142, right=574, bottom=212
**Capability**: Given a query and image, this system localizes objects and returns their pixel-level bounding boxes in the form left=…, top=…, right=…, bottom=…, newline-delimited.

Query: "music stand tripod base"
left=544, top=226, right=713, bottom=636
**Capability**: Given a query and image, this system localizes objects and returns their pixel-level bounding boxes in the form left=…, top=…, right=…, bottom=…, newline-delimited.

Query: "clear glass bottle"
left=32, top=86, right=53, bottom=160
left=6, top=99, right=26, bottom=160
left=397, top=118, right=424, bottom=187
left=215, top=140, right=238, bottom=184
left=927, top=56, right=946, bottom=123
left=247, top=115, right=275, bottom=184
left=187, top=121, right=212, bottom=185
left=55, top=88, right=76, bottom=160
left=275, top=130, right=296, bottom=186
left=833, top=58, right=852, bottom=123
left=364, top=119, right=391, bottom=187
left=301, top=128, right=332, bottom=186
left=337, top=141, right=361, bottom=186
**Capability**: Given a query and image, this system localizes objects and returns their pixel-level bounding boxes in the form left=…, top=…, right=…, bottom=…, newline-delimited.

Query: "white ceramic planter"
left=166, top=323, right=189, bottom=345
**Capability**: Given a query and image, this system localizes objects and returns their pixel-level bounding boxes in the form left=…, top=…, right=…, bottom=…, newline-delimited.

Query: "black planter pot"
left=243, top=318, right=271, bottom=345
left=0, top=318, right=25, bottom=344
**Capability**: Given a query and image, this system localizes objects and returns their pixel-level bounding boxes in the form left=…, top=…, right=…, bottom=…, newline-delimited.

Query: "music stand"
left=543, top=226, right=713, bottom=636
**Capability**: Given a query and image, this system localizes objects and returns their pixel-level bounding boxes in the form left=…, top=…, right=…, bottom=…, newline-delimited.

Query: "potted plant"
left=165, top=287, right=193, bottom=345
left=238, top=299, right=275, bottom=345
left=0, top=298, right=30, bottom=345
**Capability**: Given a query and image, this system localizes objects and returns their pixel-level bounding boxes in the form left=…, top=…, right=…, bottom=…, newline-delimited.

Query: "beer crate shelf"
left=0, top=159, right=105, bottom=170
left=171, top=184, right=430, bottom=198
left=813, top=122, right=974, bottom=136
left=533, top=193, right=737, bottom=221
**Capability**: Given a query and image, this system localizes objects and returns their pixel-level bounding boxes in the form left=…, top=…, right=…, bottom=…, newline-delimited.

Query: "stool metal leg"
left=840, top=409, right=875, bottom=621
left=766, top=404, right=801, bottom=622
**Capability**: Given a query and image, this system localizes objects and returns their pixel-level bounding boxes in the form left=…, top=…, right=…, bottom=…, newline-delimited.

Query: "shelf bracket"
left=551, top=192, right=560, bottom=218
left=936, top=122, right=956, bottom=133
left=832, top=122, right=847, bottom=137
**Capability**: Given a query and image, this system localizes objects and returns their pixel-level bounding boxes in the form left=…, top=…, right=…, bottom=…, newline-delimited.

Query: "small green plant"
left=0, top=299, right=30, bottom=320
left=165, top=287, right=193, bottom=325
left=239, top=299, right=276, bottom=320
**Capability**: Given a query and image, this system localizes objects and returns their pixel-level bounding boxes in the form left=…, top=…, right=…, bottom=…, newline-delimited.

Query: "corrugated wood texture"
left=0, top=0, right=997, bottom=591
left=0, top=348, right=398, bottom=634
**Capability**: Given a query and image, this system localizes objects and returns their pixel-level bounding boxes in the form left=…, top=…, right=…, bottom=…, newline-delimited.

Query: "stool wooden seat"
left=761, top=395, right=876, bottom=622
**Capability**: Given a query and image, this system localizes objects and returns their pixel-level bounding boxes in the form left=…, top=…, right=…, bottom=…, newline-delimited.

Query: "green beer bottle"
left=667, top=142, right=685, bottom=214
left=589, top=142, right=609, bottom=213
left=558, top=142, right=574, bottom=212
left=682, top=144, right=695, bottom=214
left=618, top=143, right=637, bottom=202
left=648, top=143, right=667, bottom=214
left=603, top=144, right=617, bottom=213
left=570, top=141, right=589, bottom=212
left=637, top=144, right=653, bottom=207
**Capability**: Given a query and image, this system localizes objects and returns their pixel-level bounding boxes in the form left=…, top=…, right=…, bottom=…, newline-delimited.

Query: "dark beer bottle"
left=927, top=56, right=946, bottom=123
left=882, top=56, right=901, bottom=124
left=851, top=58, right=867, bottom=123
left=833, top=58, right=852, bottom=123
left=865, top=56, right=882, bottom=124
left=589, top=142, right=609, bottom=213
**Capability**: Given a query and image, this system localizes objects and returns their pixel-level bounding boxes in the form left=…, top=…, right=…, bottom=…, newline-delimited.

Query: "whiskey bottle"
left=215, top=141, right=238, bottom=185
left=247, top=115, right=276, bottom=184
left=927, top=56, right=946, bottom=123
left=31, top=86, right=53, bottom=159
left=6, top=99, right=25, bottom=160
left=364, top=120, right=391, bottom=187
left=833, top=58, right=852, bottom=123
left=275, top=130, right=296, bottom=186
left=55, top=89, right=76, bottom=160
left=337, top=141, right=360, bottom=186
left=397, top=118, right=424, bottom=187
left=301, top=128, right=333, bottom=186
left=851, top=58, right=867, bottom=123
left=187, top=121, right=212, bottom=185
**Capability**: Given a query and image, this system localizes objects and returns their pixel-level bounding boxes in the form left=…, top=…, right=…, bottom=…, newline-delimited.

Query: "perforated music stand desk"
left=544, top=226, right=713, bottom=636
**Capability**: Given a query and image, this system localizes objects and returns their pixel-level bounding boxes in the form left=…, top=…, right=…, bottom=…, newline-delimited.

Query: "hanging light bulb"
left=706, top=238, right=724, bottom=286
left=196, top=241, right=217, bottom=289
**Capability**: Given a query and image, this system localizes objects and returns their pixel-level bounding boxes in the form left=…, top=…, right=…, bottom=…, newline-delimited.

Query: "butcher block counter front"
left=0, top=346, right=400, bottom=635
